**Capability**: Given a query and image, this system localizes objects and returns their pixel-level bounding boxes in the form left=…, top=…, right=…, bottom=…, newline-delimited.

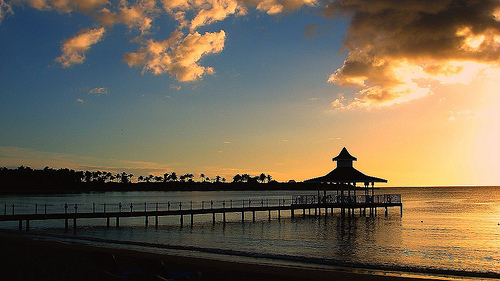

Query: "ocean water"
left=1, top=186, right=499, bottom=278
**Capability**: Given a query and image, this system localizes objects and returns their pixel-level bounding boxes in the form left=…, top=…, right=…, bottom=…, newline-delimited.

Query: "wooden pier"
left=0, top=194, right=402, bottom=231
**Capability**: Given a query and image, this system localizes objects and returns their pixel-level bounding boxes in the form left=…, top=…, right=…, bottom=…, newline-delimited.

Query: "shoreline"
left=1, top=231, right=497, bottom=281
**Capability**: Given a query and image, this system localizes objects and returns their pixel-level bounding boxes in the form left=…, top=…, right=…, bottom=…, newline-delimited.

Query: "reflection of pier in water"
left=0, top=193, right=402, bottom=231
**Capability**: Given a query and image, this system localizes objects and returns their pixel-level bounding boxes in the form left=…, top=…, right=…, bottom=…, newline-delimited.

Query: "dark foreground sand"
left=0, top=232, right=465, bottom=281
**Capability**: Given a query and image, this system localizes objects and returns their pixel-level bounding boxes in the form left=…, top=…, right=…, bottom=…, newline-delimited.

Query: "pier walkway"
left=0, top=194, right=402, bottom=231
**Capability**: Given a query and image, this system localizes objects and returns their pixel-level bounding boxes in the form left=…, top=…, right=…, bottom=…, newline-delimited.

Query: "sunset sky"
left=1, top=0, right=499, bottom=186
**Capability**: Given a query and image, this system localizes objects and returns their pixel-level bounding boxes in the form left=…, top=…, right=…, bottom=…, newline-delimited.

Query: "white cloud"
left=98, top=0, right=157, bottom=34
left=55, top=27, right=106, bottom=67
left=0, top=0, right=13, bottom=24
left=124, top=30, right=226, bottom=81
left=24, top=0, right=109, bottom=13
left=448, top=110, right=476, bottom=122
left=88, top=87, right=109, bottom=95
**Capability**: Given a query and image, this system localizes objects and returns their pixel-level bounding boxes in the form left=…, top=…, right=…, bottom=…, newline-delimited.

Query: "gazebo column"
left=371, top=182, right=375, bottom=215
left=340, top=182, right=345, bottom=217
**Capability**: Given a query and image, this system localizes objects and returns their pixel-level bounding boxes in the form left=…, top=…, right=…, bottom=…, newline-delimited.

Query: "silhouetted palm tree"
left=200, top=173, right=205, bottom=182
left=183, top=173, right=194, bottom=182
left=120, top=172, right=129, bottom=184
left=241, top=174, right=250, bottom=183
left=258, top=173, right=266, bottom=183
left=233, top=174, right=242, bottom=183
left=84, top=171, right=92, bottom=182
left=266, top=174, right=272, bottom=183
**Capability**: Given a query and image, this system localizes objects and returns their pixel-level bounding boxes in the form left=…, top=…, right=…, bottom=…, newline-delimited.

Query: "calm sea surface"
left=1, top=186, right=499, bottom=278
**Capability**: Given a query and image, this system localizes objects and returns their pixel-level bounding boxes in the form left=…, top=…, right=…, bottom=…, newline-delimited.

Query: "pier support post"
left=18, top=220, right=22, bottom=231
left=291, top=208, right=294, bottom=219
left=65, top=218, right=69, bottom=231
left=26, top=220, right=30, bottom=231
left=145, top=216, right=149, bottom=228
left=252, top=211, right=255, bottom=222
left=223, top=201, right=226, bottom=225
left=385, top=207, right=388, bottom=216
left=73, top=204, right=78, bottom=230
left=106, top=217, right=110, bottom=228
left=116, top=217, right=120, bottom=228
left=180, top=201, right=183, bottom=227
left=155, top=202, right=159, bottom=229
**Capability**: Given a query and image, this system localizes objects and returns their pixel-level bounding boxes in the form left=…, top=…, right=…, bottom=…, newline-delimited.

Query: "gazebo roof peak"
left=332, top=147, right=357, bottom=162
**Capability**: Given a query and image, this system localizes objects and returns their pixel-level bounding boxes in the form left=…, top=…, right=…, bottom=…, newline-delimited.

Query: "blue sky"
left=1, top=0, right=500, bottom=186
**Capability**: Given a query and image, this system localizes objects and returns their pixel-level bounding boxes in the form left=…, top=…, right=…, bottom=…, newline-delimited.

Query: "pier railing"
left=2, top=195, right=402, bottom=217
left=2, top=198, right=291, bottom=217
left=292, top=194, right=401, bottom=205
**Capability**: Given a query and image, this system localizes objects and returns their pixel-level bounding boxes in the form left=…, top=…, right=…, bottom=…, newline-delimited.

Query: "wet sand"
left=0, top=231, right=458, bottom=281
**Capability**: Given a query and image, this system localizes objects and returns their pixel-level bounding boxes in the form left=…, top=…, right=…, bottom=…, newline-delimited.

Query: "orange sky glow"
left=1, top=0, right=499, bottom=186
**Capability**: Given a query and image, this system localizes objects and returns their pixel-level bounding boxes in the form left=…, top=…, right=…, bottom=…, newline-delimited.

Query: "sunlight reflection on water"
left=1, top=187, right=500, bottom=275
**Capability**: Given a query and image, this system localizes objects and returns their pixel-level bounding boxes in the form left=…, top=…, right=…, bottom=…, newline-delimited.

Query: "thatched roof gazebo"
left=305, top=147, right=387, bottom=185
left=304, top=147, right=387, bottom=201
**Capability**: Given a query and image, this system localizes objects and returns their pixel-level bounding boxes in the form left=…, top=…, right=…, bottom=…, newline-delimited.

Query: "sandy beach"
left=0, top=231, right=462, bottom=281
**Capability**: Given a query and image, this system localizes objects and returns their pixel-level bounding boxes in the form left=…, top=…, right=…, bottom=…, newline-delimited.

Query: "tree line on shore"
left=0, top=166, right=279, bottom=192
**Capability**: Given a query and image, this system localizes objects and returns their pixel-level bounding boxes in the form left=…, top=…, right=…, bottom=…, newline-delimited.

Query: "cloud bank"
left=325, top=0, right=500, bottom=109
left=5, top=0, right=316, bottom=81
left=0, top=146, right=176, bottom=176
left=5, top=0, right=498, bottom=106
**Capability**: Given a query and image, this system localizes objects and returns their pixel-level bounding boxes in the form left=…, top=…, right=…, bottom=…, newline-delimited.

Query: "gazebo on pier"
left=305, top=147, right=387, bottom=197
left=300, top=147, right=396, bottom=216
